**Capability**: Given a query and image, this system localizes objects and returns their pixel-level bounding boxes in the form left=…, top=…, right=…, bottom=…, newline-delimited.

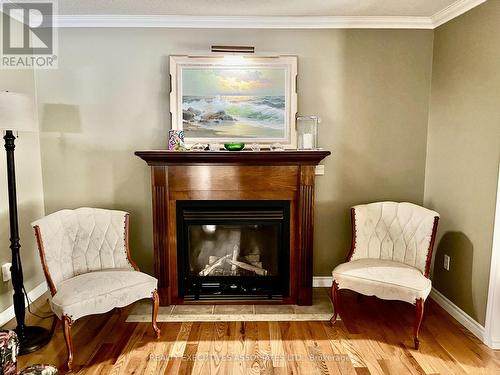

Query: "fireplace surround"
left=136, top=150, right=330, bottom=305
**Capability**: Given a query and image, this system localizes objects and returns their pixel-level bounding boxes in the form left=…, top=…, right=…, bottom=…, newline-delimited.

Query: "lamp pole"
left=5, top=130, right=26, bottom=337
left=4, top=130, right=51, bottom=354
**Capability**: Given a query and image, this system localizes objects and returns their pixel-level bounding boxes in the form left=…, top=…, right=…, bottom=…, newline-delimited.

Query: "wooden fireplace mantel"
left=135, top=150, right=331, bottom=166
left=135, top=149, right=331, bottom=306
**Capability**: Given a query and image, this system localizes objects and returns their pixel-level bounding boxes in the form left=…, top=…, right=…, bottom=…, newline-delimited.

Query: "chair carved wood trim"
left=330, top=202, right=439, bottom=349
left=33, top=208, right=161, bottom=370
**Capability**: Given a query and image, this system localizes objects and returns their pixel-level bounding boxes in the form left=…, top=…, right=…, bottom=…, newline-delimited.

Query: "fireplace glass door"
left=177, top=201, right=290, bottom=300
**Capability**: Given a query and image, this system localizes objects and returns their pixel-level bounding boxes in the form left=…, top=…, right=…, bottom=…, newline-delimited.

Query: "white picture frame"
left=169, top=55, right=298, bottom=148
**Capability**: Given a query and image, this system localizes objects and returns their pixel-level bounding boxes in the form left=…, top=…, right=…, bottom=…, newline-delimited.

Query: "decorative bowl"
left=224, top=143, right=245, bottom=151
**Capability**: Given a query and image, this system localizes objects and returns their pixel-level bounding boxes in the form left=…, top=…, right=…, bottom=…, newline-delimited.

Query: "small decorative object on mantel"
left=209, top=143, right=222, bottom=151
left=168, top=129, right=186, bottom=150
left=190, top=143, right=206, bottom=151
left=296, top=115, right=319, bottom=150
left=224, top=142, right=245, bottom=151
left=250, top=143, right=261, bottom=152
left=270, top=142, right=284, bottom=151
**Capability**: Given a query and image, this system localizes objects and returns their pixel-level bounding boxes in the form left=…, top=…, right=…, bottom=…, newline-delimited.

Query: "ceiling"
left=57, top=0, right=462, bottom=17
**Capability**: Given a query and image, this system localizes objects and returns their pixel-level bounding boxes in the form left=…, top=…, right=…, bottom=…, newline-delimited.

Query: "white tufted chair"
left=32, top=208, right=160, bottom=370
left=330, top=202, right=439, bottom=349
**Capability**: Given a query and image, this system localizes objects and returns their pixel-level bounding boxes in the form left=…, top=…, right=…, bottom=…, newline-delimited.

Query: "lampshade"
left=0, top=91, right=37, bottom=132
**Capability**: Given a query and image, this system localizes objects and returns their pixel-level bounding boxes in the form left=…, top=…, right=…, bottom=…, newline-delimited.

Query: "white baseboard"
left=429, top=287, right=486, bottom=343
left=0, top=281, right=48, bottom=327
left=313, top=276, right=332, bottom=287
left=487, top=338, right=500, bottom=350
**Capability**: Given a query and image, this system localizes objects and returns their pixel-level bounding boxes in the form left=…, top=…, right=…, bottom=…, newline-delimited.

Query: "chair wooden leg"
left=151, top=289, right=161, bottom=339
left=414, top=298, right=425, bottom=350
left=62, top=315, right=74, bottom=370
left=330, top=281, right=339, bottom=325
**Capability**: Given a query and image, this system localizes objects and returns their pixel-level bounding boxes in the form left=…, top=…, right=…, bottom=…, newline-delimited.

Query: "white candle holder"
left=296, top=115, right=319, bottom=150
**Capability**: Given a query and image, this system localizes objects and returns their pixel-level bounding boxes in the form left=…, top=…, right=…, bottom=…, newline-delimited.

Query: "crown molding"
left=55, top=15, right=434, bottom=29
left=22, top=0, right=485, bottom=29
left=431, top=0, right=487, bottom=28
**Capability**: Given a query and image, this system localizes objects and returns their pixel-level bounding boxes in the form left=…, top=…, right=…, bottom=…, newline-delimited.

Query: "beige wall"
left=34, top=28, right=434, bottom=275
left=425, top=1, right=500, bottom=325
left=0, top=71, right=46, bottom=312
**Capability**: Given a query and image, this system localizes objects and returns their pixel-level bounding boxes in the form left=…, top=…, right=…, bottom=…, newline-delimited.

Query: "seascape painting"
left=182, top=68, right=286, bottom=139
left=170, top=56, right=298, bottom=147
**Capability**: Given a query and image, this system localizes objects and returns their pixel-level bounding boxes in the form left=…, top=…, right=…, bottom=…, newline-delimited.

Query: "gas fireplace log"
left=244, top=254, right=260, bottom=263
left=208, top=256, right=219, bottom=265
left=226, top=259, right=268, bottom=276
left=231, top=244, right=240, bottom=275
left=251, top=262, right=263, bottom=269
left=199, top=254, right=231, bottom=276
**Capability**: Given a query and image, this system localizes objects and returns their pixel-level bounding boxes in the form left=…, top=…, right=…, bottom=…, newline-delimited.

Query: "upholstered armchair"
left=32, top=208, right=160, bottom=370
left=330, top=202, right=439, bottom=349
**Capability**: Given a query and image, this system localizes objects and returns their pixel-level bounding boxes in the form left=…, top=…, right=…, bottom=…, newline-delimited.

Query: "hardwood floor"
left=4, top=289, right=500, bottom=374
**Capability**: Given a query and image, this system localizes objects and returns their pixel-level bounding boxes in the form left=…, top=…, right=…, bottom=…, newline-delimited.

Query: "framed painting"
left=169, top=55, right=297, bottom=148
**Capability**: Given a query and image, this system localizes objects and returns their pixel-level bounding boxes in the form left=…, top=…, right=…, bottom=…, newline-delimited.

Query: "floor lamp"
left=0, top=91, right=51, bottom=354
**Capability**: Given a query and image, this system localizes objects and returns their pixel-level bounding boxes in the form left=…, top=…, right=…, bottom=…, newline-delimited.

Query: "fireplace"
left=177, top=200, right=290, bottom=300
left=135, top=150, right=330, bottom=305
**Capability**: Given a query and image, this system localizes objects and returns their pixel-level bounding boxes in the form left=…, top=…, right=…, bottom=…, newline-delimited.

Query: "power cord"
left=22, top=285, right=54, bottom=320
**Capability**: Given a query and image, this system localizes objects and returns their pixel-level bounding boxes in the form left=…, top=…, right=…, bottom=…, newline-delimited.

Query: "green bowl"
left=224, top=143, right=245, bottom=151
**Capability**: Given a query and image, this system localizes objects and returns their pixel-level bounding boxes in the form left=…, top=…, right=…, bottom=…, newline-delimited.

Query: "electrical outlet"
left=315, top=165, right=325, bottom=175
left=1, top=263, right=12, bottom=282
left=444, top=255, right=451, bottom=271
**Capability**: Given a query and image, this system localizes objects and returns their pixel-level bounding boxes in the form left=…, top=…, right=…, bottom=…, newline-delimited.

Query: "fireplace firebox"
left=177, top=201, right=290, bottom=300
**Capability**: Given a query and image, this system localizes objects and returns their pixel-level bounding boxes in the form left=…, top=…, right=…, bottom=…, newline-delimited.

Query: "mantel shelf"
left=135, top=149, right=331, bottom=166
